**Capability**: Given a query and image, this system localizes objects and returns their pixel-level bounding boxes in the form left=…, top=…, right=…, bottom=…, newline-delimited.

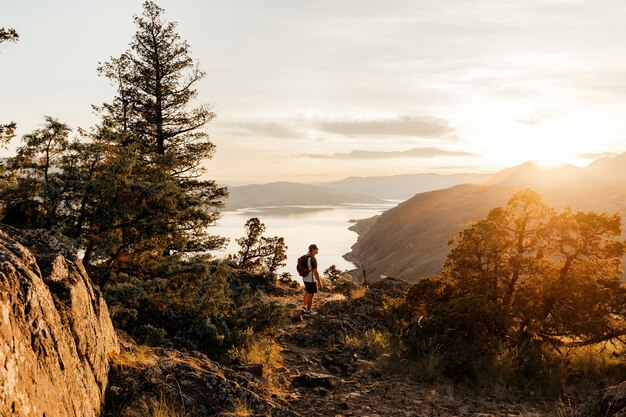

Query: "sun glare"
left=483, top=108, right=615, bottom=169
left=534, top=154, right=571, bottom=168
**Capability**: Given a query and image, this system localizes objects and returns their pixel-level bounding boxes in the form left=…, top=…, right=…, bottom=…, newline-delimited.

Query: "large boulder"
left=0, top=225, right=119, bottom=417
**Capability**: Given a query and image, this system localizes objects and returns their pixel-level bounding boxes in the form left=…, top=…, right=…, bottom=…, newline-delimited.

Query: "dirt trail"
left=270, top=291, right=555, bottom=417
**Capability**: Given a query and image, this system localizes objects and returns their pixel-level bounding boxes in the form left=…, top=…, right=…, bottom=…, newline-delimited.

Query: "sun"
left=534, top=153, right=572, bottom=168
left=485, top=108, right=615, bottom=169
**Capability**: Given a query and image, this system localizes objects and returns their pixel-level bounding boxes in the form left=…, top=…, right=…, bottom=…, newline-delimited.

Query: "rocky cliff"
left=0, top=225, right=119, bottom=417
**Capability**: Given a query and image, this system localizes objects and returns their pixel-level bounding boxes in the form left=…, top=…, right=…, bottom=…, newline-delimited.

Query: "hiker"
left=297, top=244, right=322, bottom=316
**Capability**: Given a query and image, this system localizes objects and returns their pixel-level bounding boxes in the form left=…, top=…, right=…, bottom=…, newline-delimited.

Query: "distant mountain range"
left=225, top=173, right=493, bottom=210
left=224, top=181, right=384, bottom=210
left=321, top=173, right=492, bottom=200
left=345, top=153, right=626, bottom=282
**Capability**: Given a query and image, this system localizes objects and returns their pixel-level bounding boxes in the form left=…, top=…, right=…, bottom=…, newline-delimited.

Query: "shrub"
left=344, top=329, right=391, bottom=359
left=330, top=273, right=358, bottom=295
left=392, top=190, right=626, bottom=393
left=228, top=333, right=282, bottom=376
left=104, top=257, right=287, bottom=360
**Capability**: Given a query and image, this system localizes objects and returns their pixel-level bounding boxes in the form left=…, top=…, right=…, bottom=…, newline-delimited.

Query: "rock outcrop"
left=104, top=331, right=298, bottom=417
left=0, top=225, right=119, bottom=417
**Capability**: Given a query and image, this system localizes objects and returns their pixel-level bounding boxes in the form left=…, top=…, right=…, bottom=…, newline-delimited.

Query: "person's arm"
left=313, top=268, right=321, bottom=287
left=312, top=256, right=322, bottom=287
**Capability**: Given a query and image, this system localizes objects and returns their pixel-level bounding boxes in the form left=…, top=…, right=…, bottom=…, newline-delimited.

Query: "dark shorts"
left=303, top=281, right=318, bottom=294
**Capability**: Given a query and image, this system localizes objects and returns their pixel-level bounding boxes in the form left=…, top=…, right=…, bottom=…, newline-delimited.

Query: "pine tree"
left=236, top=217, right=288, bottom=275
left=100, top=2, right=216, bottom=162
left=262, top=236, right=288, bottom=275
left=237, top=217, right=267, bottom=270
left=87, top=1, right=227, bottom=275
left=1, top=117, right=71, bottom=229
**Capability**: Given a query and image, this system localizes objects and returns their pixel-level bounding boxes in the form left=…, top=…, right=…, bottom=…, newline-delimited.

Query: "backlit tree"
left=397, top=189, right=626, bottom=378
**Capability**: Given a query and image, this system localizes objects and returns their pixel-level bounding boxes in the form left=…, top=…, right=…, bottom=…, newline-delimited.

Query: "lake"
left=212, top=203, right=397, bottom=276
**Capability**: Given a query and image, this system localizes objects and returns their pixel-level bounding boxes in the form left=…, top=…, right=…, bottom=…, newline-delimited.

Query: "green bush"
left=104, top=257, right=287, bottom=359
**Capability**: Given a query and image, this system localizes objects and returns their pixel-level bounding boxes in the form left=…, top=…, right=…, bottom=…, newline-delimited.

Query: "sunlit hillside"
left=347, top=153, right=626, bottom=281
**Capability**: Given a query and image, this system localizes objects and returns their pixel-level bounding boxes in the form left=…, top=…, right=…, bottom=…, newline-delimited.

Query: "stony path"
left=270, top=291, right=556, bottom=417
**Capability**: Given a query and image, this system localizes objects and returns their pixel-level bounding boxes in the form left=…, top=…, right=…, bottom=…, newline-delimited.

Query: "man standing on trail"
left=300, top=244, right=322, bottom=316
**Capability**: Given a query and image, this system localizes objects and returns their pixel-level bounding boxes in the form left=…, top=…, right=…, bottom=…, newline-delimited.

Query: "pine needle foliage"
left=1, top=2, right=228, bottom=284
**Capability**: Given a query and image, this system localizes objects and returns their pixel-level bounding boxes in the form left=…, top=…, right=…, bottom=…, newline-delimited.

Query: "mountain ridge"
left=321, top=172, right=492, bottom=200
left=345, top=153, right=626, bottom=282
left=225, top=181, right=384, bottom=210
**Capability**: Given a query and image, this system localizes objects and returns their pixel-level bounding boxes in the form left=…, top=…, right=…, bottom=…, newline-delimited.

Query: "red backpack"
left=296, top=254, right=311, bottom=277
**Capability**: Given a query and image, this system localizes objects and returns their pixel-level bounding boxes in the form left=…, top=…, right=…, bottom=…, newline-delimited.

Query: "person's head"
left=308, top=243, right=319, bottom=255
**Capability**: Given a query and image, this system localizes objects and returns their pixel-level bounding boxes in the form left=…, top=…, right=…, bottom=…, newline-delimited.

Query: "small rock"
left=292, top=371, right=340, bottom=389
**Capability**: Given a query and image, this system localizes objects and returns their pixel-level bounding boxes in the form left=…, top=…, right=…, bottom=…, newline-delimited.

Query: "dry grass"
left=343, top=334, right=361, bottom=349
left=491, top=346, right=522, bottom=390
left=489, top=342, right=626, bottom=398
left=219, top=397, right=254, bottom=417
left=121, top=394, right=188, bottom=417
left=567, top=345, right=612, bottom=381
left=555, top=398, right=577, bottom=417
left=229, top=336, right=282, bottom=372
left=415, top=339, right=444, bottom=383
left=343, top=329, right=391, bottom=358
left=111, top=344, right=158, bottom=368
left=228, top=335, right=285, bottom=395
left=517, top=411, right=544, bottom=417
left=350, top=286, right=367, bottom=300
left=325, top=293, right=347, bottom=302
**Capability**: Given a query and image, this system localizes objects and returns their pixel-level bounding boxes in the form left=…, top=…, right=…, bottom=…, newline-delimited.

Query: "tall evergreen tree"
left=263, top=236, right=288, bottom=275
left=237, top=217, right=267, bottom=270
left=101, top=2, right=216, bottom=162
left=0, top=6, right=227, bottom=280
left=88, top=1, right=227, bottom=275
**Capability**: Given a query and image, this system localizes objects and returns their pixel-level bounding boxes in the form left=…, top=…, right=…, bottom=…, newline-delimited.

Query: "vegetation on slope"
left=0, top=2, right=285, bottom=362
left=388, top=189, right=626, bottom=395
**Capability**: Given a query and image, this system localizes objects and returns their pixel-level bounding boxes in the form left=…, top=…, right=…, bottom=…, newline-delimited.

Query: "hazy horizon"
left=3, top=0, right=626, bottom=184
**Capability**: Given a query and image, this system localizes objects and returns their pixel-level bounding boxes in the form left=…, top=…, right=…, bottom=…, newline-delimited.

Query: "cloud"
left=222, top=114, right=455, bottom=140
left=313, top=115, right=454, bottom=138
left=576, top=152, right=619, bottom=159
left=304, top=147, right=477, bottom=160
left=517, top=107, right=567, bottom=126
left=222, top=121, right=302, bottom=139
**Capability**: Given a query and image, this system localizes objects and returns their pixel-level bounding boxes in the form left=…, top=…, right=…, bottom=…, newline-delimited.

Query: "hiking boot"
left=301, top=307, right=308, bottom=314
left=307, top=310, right=318, bottom=317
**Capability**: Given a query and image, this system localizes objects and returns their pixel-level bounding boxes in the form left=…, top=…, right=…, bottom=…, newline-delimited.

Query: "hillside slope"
left=273, top=279, right=554, bottom=416
left=346, top=155, right=626, bottom=281
left=322, top=173, right=492, bottom=200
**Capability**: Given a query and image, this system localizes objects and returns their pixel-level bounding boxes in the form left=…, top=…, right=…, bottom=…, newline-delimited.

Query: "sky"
left=2, top=0, right=626, bottom=184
